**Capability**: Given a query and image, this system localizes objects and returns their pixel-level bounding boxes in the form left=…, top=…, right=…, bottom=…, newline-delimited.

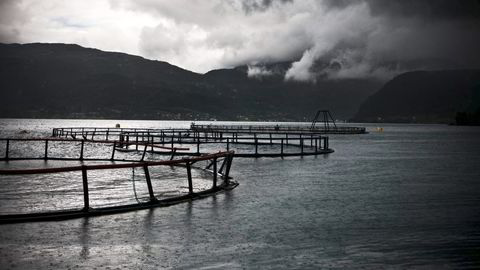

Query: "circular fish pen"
left=52, top=127, right=335, bottom=157
left=1, top=123, right=338, bottom=224
left=0, top=138, right=236, bottom=224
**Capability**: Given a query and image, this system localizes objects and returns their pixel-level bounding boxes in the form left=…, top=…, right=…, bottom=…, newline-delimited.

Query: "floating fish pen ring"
left=0, top=138, right=237, bottom=224
left=52, top=127, right=335, bottom=157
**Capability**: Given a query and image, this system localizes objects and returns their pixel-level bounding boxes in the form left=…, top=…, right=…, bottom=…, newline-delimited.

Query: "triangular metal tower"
left=310, top=110, right=337, bottom=131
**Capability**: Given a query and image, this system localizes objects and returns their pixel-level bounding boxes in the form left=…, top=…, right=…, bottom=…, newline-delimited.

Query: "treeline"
left=455, top=109, right=480, bottom=126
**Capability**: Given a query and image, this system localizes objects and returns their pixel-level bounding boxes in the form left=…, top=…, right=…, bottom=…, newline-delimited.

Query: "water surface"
left=1, top=119, right=480, bottom=269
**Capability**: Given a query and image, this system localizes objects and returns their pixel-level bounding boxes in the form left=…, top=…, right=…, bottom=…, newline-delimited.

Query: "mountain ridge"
left=0, top=42, right=381, bottom=121
left=353, top=69, right=480, bottom=123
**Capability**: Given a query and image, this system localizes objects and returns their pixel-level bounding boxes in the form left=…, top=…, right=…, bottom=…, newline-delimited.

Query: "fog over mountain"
left=1, top=0, right=479, bottom=82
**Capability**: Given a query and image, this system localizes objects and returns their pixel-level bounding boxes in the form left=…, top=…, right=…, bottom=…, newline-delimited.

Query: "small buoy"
left=115, top=123, right=121, bottom=128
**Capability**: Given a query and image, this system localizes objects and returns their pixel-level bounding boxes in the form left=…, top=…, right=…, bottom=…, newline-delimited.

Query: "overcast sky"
left=1, top=0, right=480, bottom=81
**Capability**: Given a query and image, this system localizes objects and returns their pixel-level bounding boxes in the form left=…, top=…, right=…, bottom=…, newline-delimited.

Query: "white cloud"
left=247, top=65, right=274, bottom=78
left=1, top=0, right=158, bottom=56
left=1, top=0, right=479, bottom=81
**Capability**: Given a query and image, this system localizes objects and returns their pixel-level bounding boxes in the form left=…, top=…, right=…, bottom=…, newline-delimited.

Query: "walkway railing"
left=51, top=128, right=334, bottom=157
left=52, top=127, right=161, bottom=140
left=190, top=123, right=367, bottom=134
left=0, top=137, right=188, bottom=162
left=118, top=130, right=332, bottom=157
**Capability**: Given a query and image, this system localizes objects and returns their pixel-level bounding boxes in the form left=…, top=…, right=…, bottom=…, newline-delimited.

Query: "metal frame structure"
left=0, top=138, right=236, bottom=224
left=52, top=128, right=334, bottom=157
left=310, top=110, right=338, bottom=131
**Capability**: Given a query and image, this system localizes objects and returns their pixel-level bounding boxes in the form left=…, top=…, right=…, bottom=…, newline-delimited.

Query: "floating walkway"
left=190, top=123, right=366, bottom=134
left=185, top=110, right=366, bottom=134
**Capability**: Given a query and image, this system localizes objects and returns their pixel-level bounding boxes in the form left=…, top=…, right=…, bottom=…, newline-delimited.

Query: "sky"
left=1, top=0, right=480, bottom=81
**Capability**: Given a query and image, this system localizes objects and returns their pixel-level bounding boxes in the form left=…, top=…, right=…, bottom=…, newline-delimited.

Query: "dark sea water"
left=1, top=119, right=480, bottom=269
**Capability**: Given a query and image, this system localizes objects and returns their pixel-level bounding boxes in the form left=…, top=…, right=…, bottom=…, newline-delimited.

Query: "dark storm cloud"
left=240, top=0, right=293, bottom=13
left=323, top=0, right=480, bottom=19
left=283, top=0, right=480, bottom=81
left=366, top=0, right=480, bottom=20
left=1, top=0, right=479, bottom=80
left=127, top=0, right=480, bottom=80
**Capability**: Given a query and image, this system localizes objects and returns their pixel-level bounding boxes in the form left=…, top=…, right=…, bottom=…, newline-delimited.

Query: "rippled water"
left=1, top=119, right=480, bottom=269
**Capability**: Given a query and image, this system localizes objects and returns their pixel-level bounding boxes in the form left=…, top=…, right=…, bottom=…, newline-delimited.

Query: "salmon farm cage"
left=52, top=127, right=335, bottom=158
left=0, top=137, right=236, bottom=224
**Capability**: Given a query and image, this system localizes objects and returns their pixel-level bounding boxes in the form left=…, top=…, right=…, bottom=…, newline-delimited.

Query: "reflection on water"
left=1, top=120, right=480, bottom=269
left=79, top=218, right=90, bottom=260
